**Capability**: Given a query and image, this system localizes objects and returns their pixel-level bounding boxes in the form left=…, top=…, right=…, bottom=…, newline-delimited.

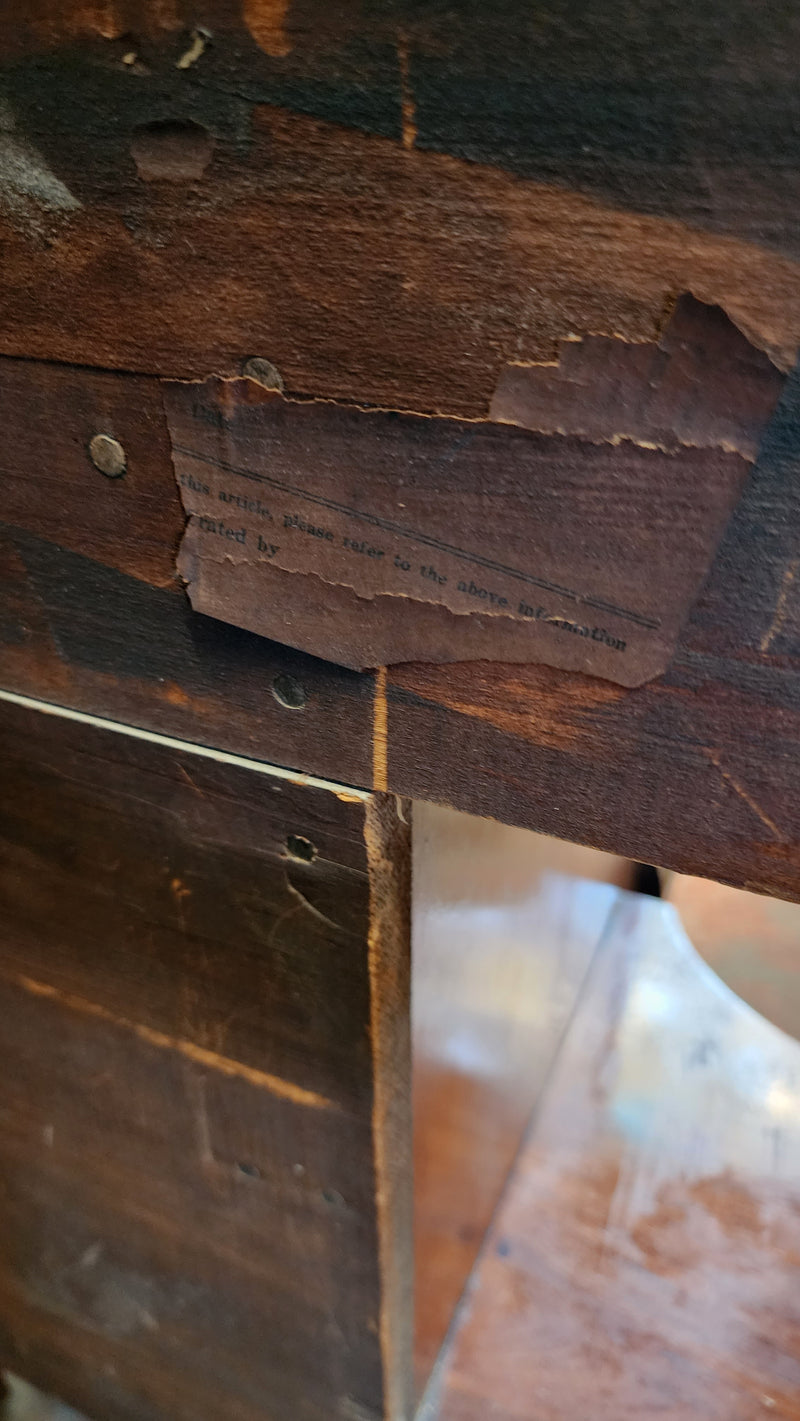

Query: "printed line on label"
left=173, top=443, right=661, bottom=631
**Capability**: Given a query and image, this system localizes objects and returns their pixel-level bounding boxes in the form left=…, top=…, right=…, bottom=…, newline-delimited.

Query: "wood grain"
left=0, top=357, right=376, bottom=786
left=426, top=892, right=800, bottom=1420
left=387, top=364, right=800, bottom=901
left=411, top=804, right=623, bottom=1393
left=7, top=0, right=800, bottom=281
left=0, top=694, right=412, bottom=1421
left=2, top=5, right=800, bottom=901
left=0, top=93, right=799, bottom=415
left=3, top=346, right=800, bottom=898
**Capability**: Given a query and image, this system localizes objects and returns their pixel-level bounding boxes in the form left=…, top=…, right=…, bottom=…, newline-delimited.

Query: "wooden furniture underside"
left=3, top=4, right=800, bottom=1419
left=2, top=705, right=799, bottom=1421
left=1, top=2, right=800, bottom=901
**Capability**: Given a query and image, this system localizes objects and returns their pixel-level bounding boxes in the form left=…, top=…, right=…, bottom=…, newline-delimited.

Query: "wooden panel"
left=0, top=695, right=412, bottom=1421
left=0, top=359, right=375, bottom=786
left=425, top=893, right=800, bottom=1420
left=3, top=354, right=800, bottom=900
left=4, top=0, right=800, bottom=272
left=411, top=804, right=625, bottom=1392
left=1, top=16, right=800, bottom=413
left=3, top=4, right=800, bottom=900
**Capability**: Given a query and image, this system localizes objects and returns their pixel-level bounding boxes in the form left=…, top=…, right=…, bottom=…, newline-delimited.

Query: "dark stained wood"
left=425, top=891, right=800, bottom=1421
left=6, top=8, right=800, bottom=1421
left=6, top=0, right=800, bottom=284
left=1, top=1, right=800, bottom=896
left=0, top=358, right=375, bottom=786
left=411, top=804, right=625, bottom=1393
left=386, top=365, right=800, bottom=902
left=4, top=352, right=800, bottom=900
left=0, top=88, right=798, bottom=416
left=0, top=693, right=412, bottom=1421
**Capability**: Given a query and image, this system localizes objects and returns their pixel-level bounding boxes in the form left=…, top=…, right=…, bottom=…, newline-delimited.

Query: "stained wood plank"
left=2, top=15, right=800, bottom=412
left=2, top=353, right=800, bottom=899
left=425, top=893, right=800, bottom=1420
left=386, top=365, right=800, bottom=901
left=2, top=5, right=800, bottom=900
left=0, top=695, right=412, bottom=1421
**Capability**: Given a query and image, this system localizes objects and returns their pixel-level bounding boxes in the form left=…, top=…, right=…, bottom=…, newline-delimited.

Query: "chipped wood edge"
left=365, top=795, right=413, bottom=1421
left=373, top=667, right=389, bottom=792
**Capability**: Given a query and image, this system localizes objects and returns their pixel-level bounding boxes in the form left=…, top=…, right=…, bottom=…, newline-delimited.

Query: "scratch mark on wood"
left=170, top=875, right=191, bottom=933
left=286, top=877, right=351, bottom=935
left=760, top=558, right=799, bottom=652
left=704, top=750, right=783, bottom=841
left=78, top=1242, right=103, bottom=1270
left=265, top=902, right=302, bottom=950
left=184, top=1067, right=215, bottom=1167
left=15, top=974, right=337, bottom=1111
left=177, top=763, right=206, bottom=797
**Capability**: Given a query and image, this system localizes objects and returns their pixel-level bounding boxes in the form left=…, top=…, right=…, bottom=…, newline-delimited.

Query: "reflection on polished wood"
left=412, top=804, right=629, bottom=1392
left=425, top=893, right=800, bottom=1420
left=665, top=873, right=800, bottom=1042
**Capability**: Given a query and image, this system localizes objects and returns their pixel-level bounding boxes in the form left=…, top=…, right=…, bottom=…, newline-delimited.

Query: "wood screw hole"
left=272, top=673, right=307, bottom=710
left=286, top=834, right=316, bottom=863
left=236, top=1162, right=262, bottom=1179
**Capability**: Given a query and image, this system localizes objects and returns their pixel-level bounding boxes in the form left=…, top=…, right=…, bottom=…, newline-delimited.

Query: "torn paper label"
left=163, top=366, right=769, bottom=685
left=490, top=295, right=785, bottom=458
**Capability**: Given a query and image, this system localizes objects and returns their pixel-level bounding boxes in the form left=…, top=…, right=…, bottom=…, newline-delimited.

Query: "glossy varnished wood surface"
left=425, top=893, right=800, bottom=1421
left=411, top=806, right=627, bottom=1392
left=2, top=13, right=800, bottom=401
left=0, top=695, right=412, bottom=1421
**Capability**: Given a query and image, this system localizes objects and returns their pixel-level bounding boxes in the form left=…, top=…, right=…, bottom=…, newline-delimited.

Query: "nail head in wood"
left=88, top=433, right=127, bottom=479
left=242, top=358, right=284, bottom=392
